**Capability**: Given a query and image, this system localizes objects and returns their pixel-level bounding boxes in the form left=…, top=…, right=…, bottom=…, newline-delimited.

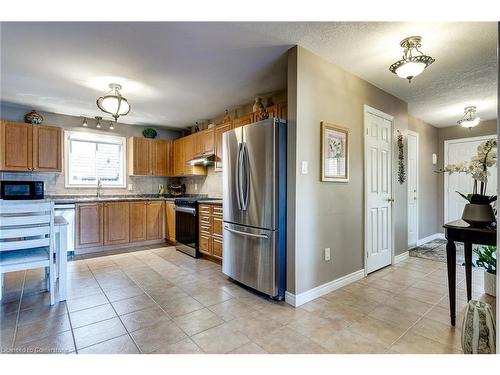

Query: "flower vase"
left=461, top=203, right=495, bottom=227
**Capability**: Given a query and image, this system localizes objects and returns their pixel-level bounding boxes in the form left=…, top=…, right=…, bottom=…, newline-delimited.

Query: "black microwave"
left=0, top=181, right=44, bottom=200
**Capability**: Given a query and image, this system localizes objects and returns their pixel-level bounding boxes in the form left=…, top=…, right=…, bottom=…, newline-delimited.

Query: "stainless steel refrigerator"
left=222, top=118, right=286, bottom=299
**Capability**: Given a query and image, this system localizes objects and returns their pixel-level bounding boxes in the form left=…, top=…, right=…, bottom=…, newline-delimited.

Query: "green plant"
left=142, top=128, right=157, bottom=139
left=474, top=245, right=496, bottom=275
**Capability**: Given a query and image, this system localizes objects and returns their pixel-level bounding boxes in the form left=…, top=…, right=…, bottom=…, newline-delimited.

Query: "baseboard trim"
left=394, top=251, right=409, bottom=264
left=285, top=269, right=365, bottom=307
left=415, top=232, right=445, bottom=247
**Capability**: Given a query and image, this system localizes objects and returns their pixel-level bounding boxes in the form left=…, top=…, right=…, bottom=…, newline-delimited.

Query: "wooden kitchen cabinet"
left=196, top=128, right=214, bottom=156
left=153, top=139, right=171, bottom=176
left=129, top=201, right=148, bottom=242
left=76, top=203, right=103, bottom=249
left=198, top=203, right=223, bottom=261
left=214, top=121, right=232, bottom=172
left=128, top=137, right=152, bottom=176
left=104, top=202, right=130, bottom=245
left=233, top=113, right=254, bottom=128
left=172, top=136, right=206, bottom=177
left=0, top=121, right=62, bottom=172
left=278, top=102, right=287, bottom=120
left=165, top=201, right=176, bottom=243
left=146, top=201, right=164, bottom=240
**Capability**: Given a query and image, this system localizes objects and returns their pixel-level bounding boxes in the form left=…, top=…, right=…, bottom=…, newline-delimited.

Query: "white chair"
left=0, top=201, right=56, bottom=305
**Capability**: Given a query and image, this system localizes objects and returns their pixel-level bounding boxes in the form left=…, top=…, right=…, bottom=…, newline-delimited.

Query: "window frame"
left=64, top=130, right=127, bottom=189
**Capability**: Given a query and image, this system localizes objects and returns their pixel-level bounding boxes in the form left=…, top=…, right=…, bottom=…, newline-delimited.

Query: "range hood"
left=186, top=152, right=216, bottom=166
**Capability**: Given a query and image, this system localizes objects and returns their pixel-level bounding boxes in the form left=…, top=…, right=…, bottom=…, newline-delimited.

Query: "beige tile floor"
left=0, top=246, right=496, bottom=354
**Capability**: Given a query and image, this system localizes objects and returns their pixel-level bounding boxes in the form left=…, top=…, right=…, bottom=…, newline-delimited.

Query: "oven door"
left=175, top=206, right=198, bottom=257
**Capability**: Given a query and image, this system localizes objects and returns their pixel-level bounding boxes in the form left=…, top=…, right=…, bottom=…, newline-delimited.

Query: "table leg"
left=464, top=242, right=473, bottom=302
left=59, top=226, right=68, bottom=302
left=446, top=239, right=456, bottom=326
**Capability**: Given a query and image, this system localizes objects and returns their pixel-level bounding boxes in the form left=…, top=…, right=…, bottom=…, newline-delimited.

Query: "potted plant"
left=474, top=245, right=496, bottom=297
left=439, top=139, right=497, bottom=227
left=142, top=128, right=158, bottom=139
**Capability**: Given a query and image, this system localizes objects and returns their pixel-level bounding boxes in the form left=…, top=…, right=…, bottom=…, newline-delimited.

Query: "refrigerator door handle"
left=224, top=225, right=269, bottom=239
left=235, top=142, right=243, bottom=210
left=241, top=142, right=250, bottom=210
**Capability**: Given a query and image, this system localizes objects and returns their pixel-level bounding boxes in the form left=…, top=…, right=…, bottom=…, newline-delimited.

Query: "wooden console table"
left=443, top=219, right=496, bottom=326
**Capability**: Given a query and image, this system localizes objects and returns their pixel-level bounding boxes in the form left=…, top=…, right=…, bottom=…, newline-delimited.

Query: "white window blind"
left=65, top=131, right=126, bottom=187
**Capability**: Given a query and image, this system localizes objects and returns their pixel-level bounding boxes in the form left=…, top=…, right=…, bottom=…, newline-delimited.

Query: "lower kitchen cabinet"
left=76, top=203, right=103, bottom=249
left=104, top=202, right=130, bottom=245
left=130, top=201, right=148, bottom=242
left=198, top=203, right=223, bottom=261
left=165, top=201, right=176, bottom=243
left=146, top=201, right=164, bottom=240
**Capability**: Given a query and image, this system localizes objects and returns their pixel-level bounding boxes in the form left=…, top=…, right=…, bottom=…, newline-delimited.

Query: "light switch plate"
left=325, top=248, right=331, bottom=261
left=301, top=161, right=308, bottom=174
left=128, top=184, right=133, bottom=191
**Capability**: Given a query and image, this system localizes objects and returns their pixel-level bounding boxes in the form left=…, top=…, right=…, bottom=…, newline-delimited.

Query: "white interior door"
left=445, top=135, right=497, bottom=223
left=407, top=131, right=418, bottom=248
left=364, top=107, right=393, bottom=274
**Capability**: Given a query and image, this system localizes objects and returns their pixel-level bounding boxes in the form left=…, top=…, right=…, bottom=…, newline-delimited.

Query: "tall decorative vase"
left=461, top=203, right=495, bottom=227
left=462, top=300, right=496, bottom=354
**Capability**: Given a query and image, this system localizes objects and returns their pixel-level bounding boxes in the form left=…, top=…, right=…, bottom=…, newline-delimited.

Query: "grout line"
left=64, top=297, right=79, bottom=354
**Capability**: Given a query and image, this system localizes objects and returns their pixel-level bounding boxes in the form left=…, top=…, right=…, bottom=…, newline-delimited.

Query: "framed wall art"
left=320, top=122, right=349, bottom=182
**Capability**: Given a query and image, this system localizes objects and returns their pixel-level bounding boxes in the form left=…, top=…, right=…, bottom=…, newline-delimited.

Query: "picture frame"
left=320, top=122, right=349, bottom=182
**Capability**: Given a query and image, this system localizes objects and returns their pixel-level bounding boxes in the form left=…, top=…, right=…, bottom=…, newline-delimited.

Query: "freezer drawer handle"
left=175, top=206, right=196, bottom=215
left=224, top=226, right=269, bottom=239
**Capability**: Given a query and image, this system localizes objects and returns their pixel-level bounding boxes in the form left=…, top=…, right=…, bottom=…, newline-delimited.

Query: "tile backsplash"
left=0, top=172, right=178, bottom=196
left=181, top=167, right=222, bottom=198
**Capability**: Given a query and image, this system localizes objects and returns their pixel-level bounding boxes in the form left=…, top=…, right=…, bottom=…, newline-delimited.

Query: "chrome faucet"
left=96, top=178, right=102, bottom=198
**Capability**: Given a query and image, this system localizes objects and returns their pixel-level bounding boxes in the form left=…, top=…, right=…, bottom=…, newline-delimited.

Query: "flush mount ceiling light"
left=457, top=106, right=481, bottom=128
left=96, top=83, right=131, bottom=122
left=389, top=36, right=435, bottom=83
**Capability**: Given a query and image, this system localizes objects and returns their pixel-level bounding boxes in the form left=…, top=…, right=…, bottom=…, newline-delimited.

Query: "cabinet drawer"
left=212, top=237, right=223, bottom=259
left=199, top=234, right=211, bottom=255
left=199, top=204, right=211, bottom=214
left=199, top=214, right=211, bottom=226
left=200, top=223, right=211, bottom=235
left=212, top=205, right=223, bottom=217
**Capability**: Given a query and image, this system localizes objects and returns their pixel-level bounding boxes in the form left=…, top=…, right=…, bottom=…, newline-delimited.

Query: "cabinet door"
left=129, top=137, right=152, bottom=175
left=153, top=139, right=168, bottom=176
left=0, top=121, right=32, bottom=171
left=212, top=236, right=223, bottom=260
left=76, top=203, right=103, bottom=249
left=278, top=102, right=287, bottom=120
left=166, top=140, right=174, bottom=177
left=266, top=105, right=278, bottom=119
left=233, top=114, right=254, bottom=128
left=32, top=125, right=61, bottom=172
left=173, top=138, right=185, bottom=176
left=104, top=202, right=130, bottom=245
left=200, top=129, right=214, bottom=155
left=214, top=122, right=232, bottom=172
left=165, top=201, right=176, bottom=243
left=130, top=201, right=148, bottom=242
left=146, top=201, right=164, bottom=240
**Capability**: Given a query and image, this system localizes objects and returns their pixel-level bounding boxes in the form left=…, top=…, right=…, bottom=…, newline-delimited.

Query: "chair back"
left=0, top=200, right=55, bottom=253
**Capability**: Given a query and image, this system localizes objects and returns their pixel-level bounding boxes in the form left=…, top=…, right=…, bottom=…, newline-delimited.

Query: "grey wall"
left=0, top=102, right=181, bottom=196
left=287, top=46, right=409, bottom=295
left=436, top=119, right=497, bottom=228
left=408, top=115, right=440, bottom=239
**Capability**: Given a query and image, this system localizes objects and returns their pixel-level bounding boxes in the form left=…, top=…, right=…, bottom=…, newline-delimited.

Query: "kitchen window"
left=64, top=131, right=126, bottom=188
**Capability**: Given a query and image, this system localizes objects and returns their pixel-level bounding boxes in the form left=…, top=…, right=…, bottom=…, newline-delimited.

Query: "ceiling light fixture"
left=457, top=106, right=481, bottom=128
left=109, top=121, right=115, bottom=131
left=96, top=83, right=131, bottom=122
left=82, top=117, right=88, bottom=127
left=389, top=36, right=435, bottom=83
left=95, top=116, right=102, bottom=129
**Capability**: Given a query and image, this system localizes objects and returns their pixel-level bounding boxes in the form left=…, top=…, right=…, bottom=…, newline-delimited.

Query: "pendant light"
left=95, top=116, right=102, bottom=129
left=389, top=36, right=435, bottom=83
left=96, top=83, right=131, bottom=121
left=457, top=106, right=480, bottom=128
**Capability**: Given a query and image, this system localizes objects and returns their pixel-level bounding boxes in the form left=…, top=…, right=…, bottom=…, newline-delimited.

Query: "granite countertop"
left=46, top=194, right=222, bottom=205
left=199, top=199, right=223, bottom=205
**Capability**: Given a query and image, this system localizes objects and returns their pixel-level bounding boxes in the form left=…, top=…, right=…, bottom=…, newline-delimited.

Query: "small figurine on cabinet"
left=223, top=109, right=231, bottom=122
left=24, top=110, right=44, bottom=124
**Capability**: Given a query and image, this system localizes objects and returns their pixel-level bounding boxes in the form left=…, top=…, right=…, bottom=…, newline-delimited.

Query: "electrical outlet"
left=128, top=184, right=133, bottom=191
left=324, top=248, right=331, bottom=261
left=195, top=183, right=198, bottom=190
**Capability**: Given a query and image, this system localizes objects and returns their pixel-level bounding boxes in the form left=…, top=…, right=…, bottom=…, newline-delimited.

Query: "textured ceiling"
left=0, top=22, right=497, bottom=128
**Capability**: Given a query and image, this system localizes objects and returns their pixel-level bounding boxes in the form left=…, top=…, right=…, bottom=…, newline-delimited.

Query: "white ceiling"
left=0, top=22, right=497, bottom=128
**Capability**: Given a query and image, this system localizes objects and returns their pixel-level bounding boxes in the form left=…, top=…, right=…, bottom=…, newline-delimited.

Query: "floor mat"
left=409, top=239, right=476, bottom=266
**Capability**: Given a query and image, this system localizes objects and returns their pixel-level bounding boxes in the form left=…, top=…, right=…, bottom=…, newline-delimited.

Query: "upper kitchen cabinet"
left=233, top=113, right=254, bottom=128
left=196, top=128, right=214, bottom=156
left=128, top=136, right=173, bottom=177
left=0, top=121, right=62, bottom=172
left=172, top=135, right=207, bottom=177
left=214, top=121, right=232, bottom=172
left=278, top=102, right=287, bottom=120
